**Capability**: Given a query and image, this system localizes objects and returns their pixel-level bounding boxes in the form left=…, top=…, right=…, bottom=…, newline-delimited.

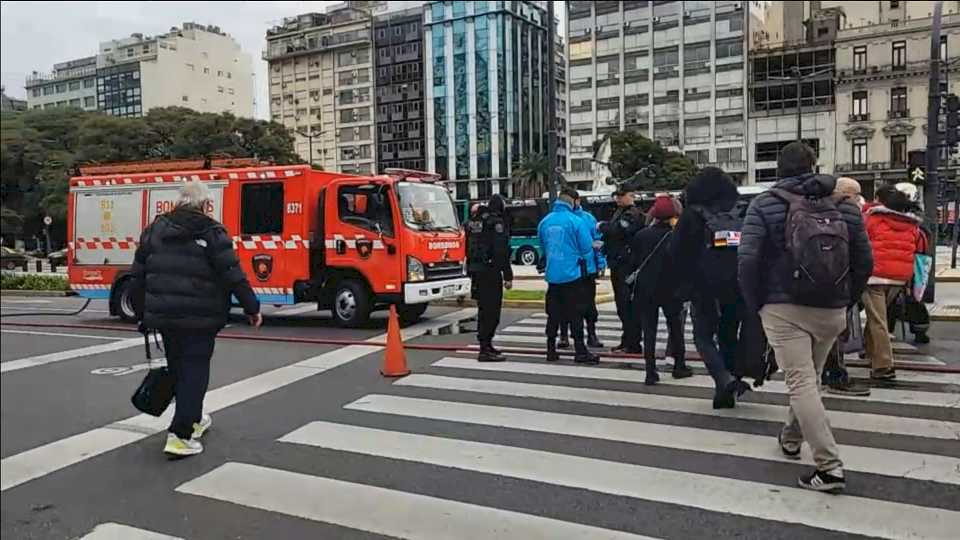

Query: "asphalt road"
left=1, top=296, right=958, bottom=540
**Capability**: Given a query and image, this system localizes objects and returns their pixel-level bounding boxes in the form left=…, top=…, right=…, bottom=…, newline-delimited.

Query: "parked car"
left=48, top=248, right=68, bottom=267
left=1, top=246, right=27, bottom=271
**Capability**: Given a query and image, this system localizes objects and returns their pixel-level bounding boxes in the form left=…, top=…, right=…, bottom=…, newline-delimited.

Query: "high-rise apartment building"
left=566, top=1, right=749, bottom=183
left=424, top=0, right=552, bottom=199
left=265, top=5, right=375, bottom=173
left=833, top=6, right=960, bottom=196
left=25, top=56, right=99, bottom=111
left=374, top=7, right=426, bottom=172
left=97, top=23, right=253, bottom=118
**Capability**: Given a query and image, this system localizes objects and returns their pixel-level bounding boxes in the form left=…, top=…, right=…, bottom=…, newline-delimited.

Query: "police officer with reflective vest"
left=467, top=194, right=513, bottom=362
left=600, top=187, right=644, bottom=353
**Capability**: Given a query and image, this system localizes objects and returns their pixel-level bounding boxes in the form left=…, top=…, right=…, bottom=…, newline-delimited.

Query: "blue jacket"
left=538, top=199, right=596, bottom=284
left=573, top=206, right=606, bottom=273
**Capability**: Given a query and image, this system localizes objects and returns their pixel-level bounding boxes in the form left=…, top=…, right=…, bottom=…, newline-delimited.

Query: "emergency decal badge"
left=252, top=254, right=273, bottom=281
left=356, top=238, right=374, bottom=259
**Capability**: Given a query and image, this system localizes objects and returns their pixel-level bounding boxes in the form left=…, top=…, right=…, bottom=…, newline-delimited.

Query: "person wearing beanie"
left=628, top=195, right=691, bottom=385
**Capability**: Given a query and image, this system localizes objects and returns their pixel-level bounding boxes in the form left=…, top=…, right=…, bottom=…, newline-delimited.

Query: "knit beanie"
left=649, top=196, right=678, bottom=220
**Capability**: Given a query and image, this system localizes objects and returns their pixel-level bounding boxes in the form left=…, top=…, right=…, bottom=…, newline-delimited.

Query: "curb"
left=1, top=289, right=76, bottom=297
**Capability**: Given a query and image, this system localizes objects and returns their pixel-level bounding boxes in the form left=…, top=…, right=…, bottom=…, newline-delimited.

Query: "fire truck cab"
left=66, top=161, right=470, bottom=327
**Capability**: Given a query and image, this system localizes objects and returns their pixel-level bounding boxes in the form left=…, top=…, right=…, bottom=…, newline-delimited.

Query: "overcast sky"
left=1, top=1, right=565, bottom=120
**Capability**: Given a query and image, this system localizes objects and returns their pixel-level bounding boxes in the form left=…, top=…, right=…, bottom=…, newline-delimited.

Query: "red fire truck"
left=66, top=160, right=470, bottom=327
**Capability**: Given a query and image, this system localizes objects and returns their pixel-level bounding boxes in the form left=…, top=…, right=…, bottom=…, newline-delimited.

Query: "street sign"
left=43, top=216, right=52, bottom=226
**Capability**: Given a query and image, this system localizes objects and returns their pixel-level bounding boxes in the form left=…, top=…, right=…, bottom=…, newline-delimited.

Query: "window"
left=84, top=96, right=95, bottom=107
left=852, top=139, right=868, bottom=166
left=890, top=135, right=907, bottom=167
left=204, top=67, right=210, bottom=74
left=852, top=91, right=868, bottom=118
left=890, top=86, right=907, bottom=116
left=241, top=183, right=284, bottom=234
left=83, top=78, right=94, bottom=88
left=892, top=41, right=906, bottom=69
left=890, top=1, right=900, bottom=8
left=853, top=46, right=867, bottom=72
left=69, top=98, right=81, bottom=107
left=941, top=35, right=948, bottom=61
left=55, top=83, right=66, bottom=93
left=68, top=80, right=81, bottom=91
left=43, top=86, right=54, bottom=96
left=717, top=147, right=742, bottom=162
left=337, top=185, right=394, bottom=236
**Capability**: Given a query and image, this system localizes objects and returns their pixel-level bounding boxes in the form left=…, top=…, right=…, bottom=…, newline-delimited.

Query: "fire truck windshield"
left=396, top=182, right=459, bottom=232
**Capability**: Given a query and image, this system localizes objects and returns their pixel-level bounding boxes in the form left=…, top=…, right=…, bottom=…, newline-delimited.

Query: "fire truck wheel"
left=332, top=279, right=372, bottom=328
left=397, top=302, right=428, bottom=325
left=113, top=279, right=138, bottom=323
left=516, top=246, right=539, bottom=266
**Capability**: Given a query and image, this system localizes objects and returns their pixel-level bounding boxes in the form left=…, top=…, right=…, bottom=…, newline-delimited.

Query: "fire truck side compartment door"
left=73, top=189, right=143, bottom=265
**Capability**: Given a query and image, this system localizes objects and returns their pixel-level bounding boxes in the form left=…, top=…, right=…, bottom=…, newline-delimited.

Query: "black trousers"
left=474, top=271, right=504, bottom=346
left=692, top=297, right=742, bottom=389
left=636, top=297, right=685, bottom=364
left=160, top=329, right=217, bottom=439
left=561, top=277, right=598, bottom=339
left=610, top=266, right=639, bottom=349
left=547, top=281, right=587, bottom=354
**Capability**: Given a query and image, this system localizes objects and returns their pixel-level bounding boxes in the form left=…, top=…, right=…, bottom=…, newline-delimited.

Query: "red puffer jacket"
left=864, top=206, right=922, bottom=281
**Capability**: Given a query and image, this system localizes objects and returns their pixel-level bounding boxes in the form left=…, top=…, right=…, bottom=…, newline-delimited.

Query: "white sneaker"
left=164, top=433, right=203, bottom=457
left=192, top=414, right=212, bottom=439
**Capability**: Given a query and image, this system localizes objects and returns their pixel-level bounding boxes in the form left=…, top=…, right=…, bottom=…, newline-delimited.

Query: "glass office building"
left=425, top=1, right=551, bottom=199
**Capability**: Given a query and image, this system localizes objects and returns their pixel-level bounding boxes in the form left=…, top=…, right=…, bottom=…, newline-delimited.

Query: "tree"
left=511, top=153, right=551, bottom=198
left=0, top=107, right=300, bottom=246
left=599, top=131, right=698, bottom=191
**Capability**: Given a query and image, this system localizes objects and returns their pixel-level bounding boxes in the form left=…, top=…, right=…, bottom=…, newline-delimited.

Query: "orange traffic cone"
left=380, top=304, right=410, bottom=377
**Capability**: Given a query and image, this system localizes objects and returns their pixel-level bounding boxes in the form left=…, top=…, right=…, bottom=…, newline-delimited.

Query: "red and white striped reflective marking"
left=231, top=235, right=310, bottom=250
left=73, top=169, right=303, bottom=187
left=73, top=237, right=138, bottom=250
left=71, top=284, right=110, bottom=291
left=252, top=287, right=293, bottom=295
left=323, top=234, right=385, bottom=250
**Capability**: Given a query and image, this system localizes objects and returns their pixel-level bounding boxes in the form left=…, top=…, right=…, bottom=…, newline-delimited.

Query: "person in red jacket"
left=862, top=185, right=924, bottom=380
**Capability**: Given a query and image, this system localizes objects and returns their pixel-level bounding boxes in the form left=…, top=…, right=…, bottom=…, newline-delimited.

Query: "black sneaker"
left=778, top=432, right=801, bottom=460
left=826, top=379, right=871, bottom=396
left=546, top=345, right=560, bottom=362
left=913, top=332, right=930, bottom=344
left=574, top=352, right=600, bottom=365
left=798, top=468, right=845, bottom=493
left=671, top=365, right=694, bottom=379
left=870, top=367, right=897, bottom=380
left=644, top=368, right=660, bottom=386
left=477, top=348, right=506, bottom=362
left=712, top=387, right=735, bottom=409
left=587, top=335, right=605, bottom=348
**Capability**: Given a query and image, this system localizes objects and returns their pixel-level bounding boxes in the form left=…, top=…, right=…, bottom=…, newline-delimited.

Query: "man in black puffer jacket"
left=738, top=142, right=873, bottom=494
left=131, top=181, right=261, bottom=458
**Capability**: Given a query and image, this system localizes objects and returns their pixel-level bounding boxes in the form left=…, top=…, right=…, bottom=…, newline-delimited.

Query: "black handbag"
left=130, top=331, right=175, bottom=416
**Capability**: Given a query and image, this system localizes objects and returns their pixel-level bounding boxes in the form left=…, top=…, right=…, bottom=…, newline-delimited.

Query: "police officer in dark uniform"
left=467, top=194, right=513, bottom=362
left=600, top=187, right=644, bottom=353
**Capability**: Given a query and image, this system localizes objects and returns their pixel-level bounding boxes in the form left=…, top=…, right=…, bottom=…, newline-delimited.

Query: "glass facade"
left=425, top=0, right=550, bottom=195
left=97, top=63, right=142, bottom=117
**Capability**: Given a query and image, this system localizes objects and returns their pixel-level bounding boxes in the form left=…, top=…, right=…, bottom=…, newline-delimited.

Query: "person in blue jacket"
left=558, top=193, right=607, bottom=349
left=538, top=187, right=599, bottom=364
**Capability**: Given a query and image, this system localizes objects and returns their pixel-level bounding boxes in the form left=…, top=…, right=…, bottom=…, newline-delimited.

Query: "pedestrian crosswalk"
left=166, top=349, right=958, bottom=539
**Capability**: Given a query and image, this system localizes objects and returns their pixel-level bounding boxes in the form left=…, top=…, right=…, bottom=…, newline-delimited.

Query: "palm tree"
left=511, top=152, right=551, bottom=198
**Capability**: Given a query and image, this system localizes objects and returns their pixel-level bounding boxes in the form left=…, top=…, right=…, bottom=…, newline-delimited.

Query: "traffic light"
left=946, top=94, right=960, bottom=146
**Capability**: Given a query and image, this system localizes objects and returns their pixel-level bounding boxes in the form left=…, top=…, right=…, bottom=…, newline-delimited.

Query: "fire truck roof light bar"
left=382, top=168, right=442, bottom=183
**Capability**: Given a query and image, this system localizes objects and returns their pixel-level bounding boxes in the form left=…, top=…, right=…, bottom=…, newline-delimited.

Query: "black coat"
left=131, top=208, right=259, bottom=330
left=628, top=221, right=677, bottom=305
left=738, top=174, right=874, bottom=311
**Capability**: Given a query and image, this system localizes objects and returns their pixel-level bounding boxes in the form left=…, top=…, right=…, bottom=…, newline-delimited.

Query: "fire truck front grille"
left=424, top=261, right=465, bottom=281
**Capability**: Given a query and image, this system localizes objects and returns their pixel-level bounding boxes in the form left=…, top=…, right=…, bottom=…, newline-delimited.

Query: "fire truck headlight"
left=407, top=256, right=426, bottom=282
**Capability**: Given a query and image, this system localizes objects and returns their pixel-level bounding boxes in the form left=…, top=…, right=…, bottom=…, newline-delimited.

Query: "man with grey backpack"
left=739, top=142, right=873, bottom=493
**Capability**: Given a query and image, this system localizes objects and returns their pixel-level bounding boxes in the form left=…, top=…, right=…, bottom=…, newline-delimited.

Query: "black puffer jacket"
left=629, top=221, right=677, bottom=305
left=671, top=170, right=741, bottom=302
left=131, top=208, right=259, bottom=330
left=738, top=174, right=873, bottom=311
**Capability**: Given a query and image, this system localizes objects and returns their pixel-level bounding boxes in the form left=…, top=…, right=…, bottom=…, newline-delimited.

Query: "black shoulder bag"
left=130, top=331, right=175, bottom=416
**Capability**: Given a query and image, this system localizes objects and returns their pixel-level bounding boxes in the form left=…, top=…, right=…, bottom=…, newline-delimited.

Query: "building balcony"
left=25, top=66, right=97, bottom=87
left=834, top=161, right=908, bottom=173
left=888, top=109, right=910, bottom=119
left=848, top=113, right=870, bottom=122
left=837, top=60, right=939, bottom=81
left=263, top=33, right=370, bottom=62
left=712, top=160, right=748, bottom=172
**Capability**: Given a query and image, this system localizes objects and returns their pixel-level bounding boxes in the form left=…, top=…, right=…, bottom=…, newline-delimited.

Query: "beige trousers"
left=862, top=285, right=902, bottom=372
left=760, top=303, right=846, bottom=472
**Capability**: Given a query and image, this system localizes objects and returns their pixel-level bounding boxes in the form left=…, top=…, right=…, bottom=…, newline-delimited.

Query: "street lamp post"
left=295, top=124, right=316, bottom=168
left=768, top=67, right=833, bottom=142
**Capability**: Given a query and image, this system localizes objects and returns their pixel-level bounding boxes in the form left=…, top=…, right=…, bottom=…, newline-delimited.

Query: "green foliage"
left=600, top=131, right=698, bottom=191
left=0, top=273, right=70, bottom=291
left=1, top=107, right=299, bottom=244
left=511, top=153, right=551, bottom=198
